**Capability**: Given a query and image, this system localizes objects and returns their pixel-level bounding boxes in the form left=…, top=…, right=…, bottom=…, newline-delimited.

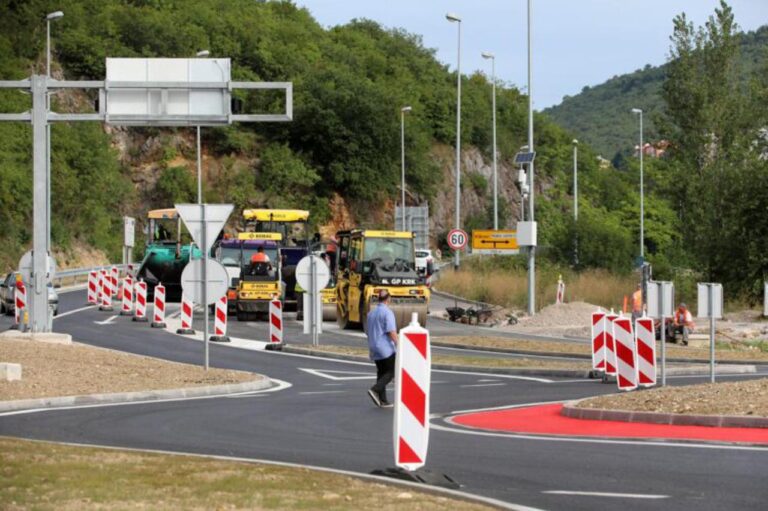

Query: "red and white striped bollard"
left=393, top=312, right=431, bottom=471
left=614, top=316, right=638, bottom=391
left=177, top=294, right=195, bottom=335
left=120, top=276, right=134, bottom=316
left=11, top=279, right=26, bottom=330
left=99, top=269, right=113, bottom=311
left=210, top=295, right=230, bottom=342
left=267, top=299, right=283, bottom=350
left=133, top=280, right=148, bottom=322
left=110, top=266, right=119, bottom=298
left=635, top=317, right=657, bottom=387
left=87, top=271, right=98, bottom=305
left=590, top=309, right=606, bottom=374
left=602, top=310, right=619, bottom=380
left=151, top=284, right=167, bottom=328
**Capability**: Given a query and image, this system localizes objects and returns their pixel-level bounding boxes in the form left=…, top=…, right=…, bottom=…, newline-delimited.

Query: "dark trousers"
left=372, top=354, right=396, bottom=401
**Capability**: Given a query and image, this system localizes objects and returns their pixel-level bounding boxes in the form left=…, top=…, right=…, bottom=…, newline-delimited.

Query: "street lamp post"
left=446, top=12, right=462, bottom=270
left=573, top=139, right=578, bottom=266
left=400, top=106, right=412, bottom=231
left=632, top=108, right=644, bottom=261
left=526, top=0, right=536, bottom=316
left=195, top=50, right=210, bottom=205
left=45, top=11, right=63, bottom=255
left=482, top=51, right=498, bottom=230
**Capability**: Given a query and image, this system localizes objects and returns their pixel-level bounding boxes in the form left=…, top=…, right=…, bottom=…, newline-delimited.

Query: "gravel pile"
left=517, top=301, right=601, bottom=328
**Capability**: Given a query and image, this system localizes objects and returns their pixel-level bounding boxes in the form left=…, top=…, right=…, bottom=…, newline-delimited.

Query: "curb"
left=432, top=341, right=768, bottom=366
left=430, top=289, right=498, bottom=310
left=561, top=398, right=768, bottom=429
left=282, top=346, right=591, bottom=378
left=0, top=377, right=273, bottom=413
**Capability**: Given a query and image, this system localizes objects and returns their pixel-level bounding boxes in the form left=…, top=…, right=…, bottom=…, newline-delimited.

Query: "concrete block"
left=0, top=363, right=22, bottom=381
left=0, top=331, right=72, bottom=345
left=686, top=334, right=710, bottom=349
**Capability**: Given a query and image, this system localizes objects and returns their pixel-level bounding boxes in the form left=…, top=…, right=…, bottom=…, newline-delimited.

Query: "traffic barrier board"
left=87, top=271, right=98, bottom=305
left=604, top=311, right=618, bottom=376
left=210, top=296, right=230, bottom=342
left=614, top=317, right=638, bottom=391
left=177, top=295, right=195, bottom=335
left=269, top=299, right=283, bottom=345
left=591, top=310, right=606, bottom=371
left=636, top=317, right=656, bottom=387
left=394, top=313, right=431, bottom=471
left=151, top=284, right=167, bottom=328
left=133, top=281, right=148, bottom=322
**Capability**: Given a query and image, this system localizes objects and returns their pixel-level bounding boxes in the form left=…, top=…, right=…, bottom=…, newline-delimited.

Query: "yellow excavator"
left=335, top=229, right=429, bottom=332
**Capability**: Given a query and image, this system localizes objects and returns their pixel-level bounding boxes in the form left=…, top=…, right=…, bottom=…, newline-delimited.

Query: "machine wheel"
left=236, top=310, right=247, bottom=322
left=337, top=303, right=352, bottom=330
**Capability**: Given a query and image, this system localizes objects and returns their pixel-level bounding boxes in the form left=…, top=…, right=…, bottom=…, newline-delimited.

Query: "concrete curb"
left=432, top=341, right=768, bottom=366
left=561, top=398, right=768, bottom=429
left=431, top=289, right=498, bottom=310
left=0, top=377, right=273, bottom=413
left=282, top=346, right=591, bottom=378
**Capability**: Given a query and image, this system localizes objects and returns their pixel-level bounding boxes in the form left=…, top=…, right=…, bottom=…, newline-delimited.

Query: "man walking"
left=366, top=290, right=397, bottom=408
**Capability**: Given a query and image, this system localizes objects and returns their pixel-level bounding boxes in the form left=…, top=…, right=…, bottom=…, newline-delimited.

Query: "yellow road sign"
left=471, top=230, right=519, bottom=255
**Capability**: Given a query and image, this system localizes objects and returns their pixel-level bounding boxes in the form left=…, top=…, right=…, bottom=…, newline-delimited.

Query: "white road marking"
left=299, top=368, right=374, bottom=381
left=53, top=305, right=96, bottom=319
left=299, top=390, right=348, bottom=395
left=478, top=379, right=501, bottom=382
left=0, top=379, right=292, bottom=417
left=224, top=393, right=269, bottom=399
left=94, top=315, right=118, bottom=325
left=323, top=383, right=345, bottom=386
left=542, top=491, right=669, bottom=499
left=433, top=369, right=553, bottom=383
left=460, top=383, right=506, bottom=388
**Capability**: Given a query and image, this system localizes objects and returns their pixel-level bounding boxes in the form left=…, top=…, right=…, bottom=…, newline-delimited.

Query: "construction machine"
left=335, top=229, right=429, bottom=332
left=233, top=232, right=283, bottom=321
left=242, top=209, right=310, bottom=308
left=135, top=208, right=201, bottom=300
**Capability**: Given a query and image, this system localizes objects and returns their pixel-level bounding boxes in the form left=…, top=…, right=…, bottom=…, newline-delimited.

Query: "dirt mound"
left=518, top=301, right=600, bottom=329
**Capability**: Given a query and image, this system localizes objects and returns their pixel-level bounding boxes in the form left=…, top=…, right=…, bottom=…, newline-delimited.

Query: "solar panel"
left=514, top=151, right=536, bottom=164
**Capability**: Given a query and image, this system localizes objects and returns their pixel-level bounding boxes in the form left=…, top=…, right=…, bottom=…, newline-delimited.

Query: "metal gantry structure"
left=0, top=70, right=292, bottom=333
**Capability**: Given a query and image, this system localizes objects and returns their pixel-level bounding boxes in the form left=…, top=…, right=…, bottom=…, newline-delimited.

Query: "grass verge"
left=0, top=438, right=493, bottom=510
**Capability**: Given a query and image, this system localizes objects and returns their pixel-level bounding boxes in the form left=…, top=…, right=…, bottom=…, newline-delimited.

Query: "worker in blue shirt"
left=366, top=289, right=397, bottom=408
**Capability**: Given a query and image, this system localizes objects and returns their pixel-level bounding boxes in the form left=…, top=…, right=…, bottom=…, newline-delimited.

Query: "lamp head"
left=481, top=52, right=494, bottom=59
left=46, top=11, right=64, bottom=21
left=196, top=50, right=210, bottom=57
left=446, top=13, right=461, bottom=22
left=573, top=139, right=578, bottom=145
left=631, top=108, right=642, bottom=114
left=401, top=106, right=412, bottom=113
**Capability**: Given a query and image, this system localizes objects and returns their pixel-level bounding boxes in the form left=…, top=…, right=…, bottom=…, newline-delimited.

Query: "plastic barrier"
left=394, top=312, right=431, bottom=471
left=151, top=284, right=166, bottom=328
left=210, top=296, right=230, bottom=342
left=12, top=279, right=26, bottom=329
left=87, top=271, right=98, bottom=305
left=177, top=295, right=195, bottom=335
left=613, top=316, right=638, bottom=391
left=133, top=280, right=148, bottom=322
left=120, top=276, right=133, bottom=316
left=603, top=310, right=619, bottom=376
left=591, top=310, right=606, bottom=371
left=268, top=299, right=283, bottom=348
left=556, top=275, right=565, bottom=304
left=635, top=317, right=657, bottom=387
left=110, top=266, right=119, bottom=298
left=99, top=269, right=113, bottom=311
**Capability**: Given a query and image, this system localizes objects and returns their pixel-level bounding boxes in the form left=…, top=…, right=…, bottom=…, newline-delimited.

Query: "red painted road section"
left=451, top=404, right=768, bottom=444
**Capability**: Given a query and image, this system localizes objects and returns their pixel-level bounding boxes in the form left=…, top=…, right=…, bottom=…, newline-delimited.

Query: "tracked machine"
left=335, top=229, right=429, bottom=332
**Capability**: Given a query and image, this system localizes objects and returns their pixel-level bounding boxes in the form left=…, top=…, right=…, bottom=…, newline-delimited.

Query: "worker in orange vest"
left=631, top=283, right=643, bottom=322
left=673, top=302, right=694, bottom=345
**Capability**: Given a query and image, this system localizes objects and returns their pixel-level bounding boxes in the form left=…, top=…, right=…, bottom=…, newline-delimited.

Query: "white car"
left=415, top=249, right=434, bottom=276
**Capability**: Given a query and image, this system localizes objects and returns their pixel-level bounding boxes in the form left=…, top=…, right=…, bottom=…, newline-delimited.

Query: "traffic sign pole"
left=203, top=204, right=209, bottom=370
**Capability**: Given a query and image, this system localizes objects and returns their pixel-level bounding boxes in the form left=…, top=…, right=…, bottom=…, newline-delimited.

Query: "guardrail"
left=52, top=264, right=127, bottom=288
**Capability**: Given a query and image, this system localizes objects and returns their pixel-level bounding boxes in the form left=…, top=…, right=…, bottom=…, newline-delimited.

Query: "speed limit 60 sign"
left=447, top=229, right=468, bottom=250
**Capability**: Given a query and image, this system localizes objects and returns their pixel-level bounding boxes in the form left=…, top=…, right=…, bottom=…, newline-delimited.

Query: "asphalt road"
left=1, top=288, right=767, bottom=510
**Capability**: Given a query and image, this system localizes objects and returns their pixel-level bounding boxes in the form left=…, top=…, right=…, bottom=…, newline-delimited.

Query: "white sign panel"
left=646, top=281, right=674, bottom=318
left=697, top=283, right=723, bottom=319
left=516, top=221, right=538, bottom=247
left=123, top=216, right=135, bottom=248
left=106, top=58, right=231, bottom=125
left=181, top=259, right=229, bottom=305
left=18, top=250, right=56, bottom=282
left=296, top=255, right=331, bottom=291
left=175, top=203, right=234, bottom=254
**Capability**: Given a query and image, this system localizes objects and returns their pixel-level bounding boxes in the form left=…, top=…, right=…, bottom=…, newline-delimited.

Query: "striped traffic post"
left=635, top=316, right=657, bottom=387
left=110, top=266, right=119, bottom=298
left=133, top=280, right=148, bottom=322
left=394, top=313, right=431, bottom=471
left=120, top=276, right=134, bottom=316
left=151, top=284, right=167, bottom=328
left=267, top=299, right=283, bottom=350
left=210, top=295, right=230, bottom=342
left=556, top=275, right=565, bottom=304
left=613, top=316, right=638, bottom=391
left=11, top=277, right=26, bottom=330
left=99, top=269, right=113, bottom=311
left=590, top=309, right=606, bottom=373
left=176, top=295, right=195, bottom=335
left=603, top=310, right=619, bottom=379
left=87, top=270, right=98, bottom=305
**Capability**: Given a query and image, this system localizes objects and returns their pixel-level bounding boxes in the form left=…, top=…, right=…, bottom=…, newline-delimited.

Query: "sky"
left=294, top=0, right=768, bottom=110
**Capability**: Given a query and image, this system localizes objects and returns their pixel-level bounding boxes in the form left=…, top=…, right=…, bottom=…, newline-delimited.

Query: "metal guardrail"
left=52, top=264, right=127, bottom=287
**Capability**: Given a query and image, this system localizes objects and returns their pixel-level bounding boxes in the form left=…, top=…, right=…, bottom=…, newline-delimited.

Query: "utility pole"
left=526, top=0, right=536, bottom=316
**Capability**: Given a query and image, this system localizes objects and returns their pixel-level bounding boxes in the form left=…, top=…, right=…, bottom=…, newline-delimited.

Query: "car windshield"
left=242, top=247, right=279, bottom=265
left=249, top=221, right=307, bottom=247
left=363, top=237, right=414, bottom=272
left=219, top=247, right=242, bottom=266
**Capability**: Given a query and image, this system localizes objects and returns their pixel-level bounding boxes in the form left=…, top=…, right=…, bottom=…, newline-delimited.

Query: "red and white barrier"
left=13, top=279, right=26, bottom=329
left=120, top=276, right=134, bottom=316
left=556, top=276, right=565, bottom=304
left=591, top=310, right=606, bottom=371
left=268, top=299, right=283, bottom=347
left=133, top=280, right=148, bottom=322
left=151, top=284, right=166, bottom=328
left=99, top=269, right=113, bottom=311
left=635, top=317, right=657, bottom=387
left=210, top=296, right=230, bottom=342
left=613, top=317, right=638, bottom=391
left=603, top=311, right=619, bottom=376
left=87, top=271, right=98, bottom=304
left=176, top=295, right=195, bottom=335
left=394, top=313, right=431, bottom=471
left=110, top=266, right=119, bottom=297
